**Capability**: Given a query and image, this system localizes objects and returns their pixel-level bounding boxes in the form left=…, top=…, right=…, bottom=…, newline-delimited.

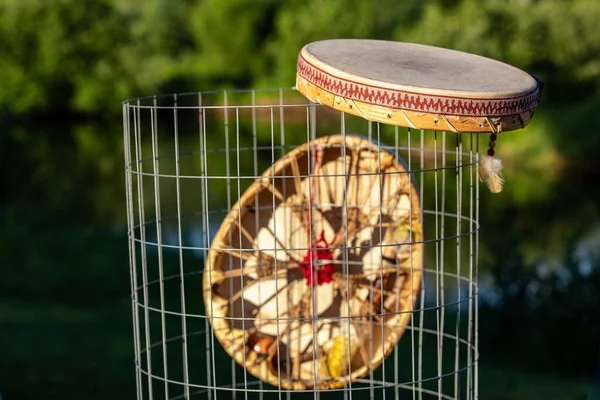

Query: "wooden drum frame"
left=296, top=39, right=542, bottom=134
left=203, top=135, right=423, bottom=390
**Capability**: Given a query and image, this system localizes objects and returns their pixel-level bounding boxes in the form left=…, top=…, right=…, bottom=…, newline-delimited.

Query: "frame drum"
left=204, top=135, right=423, bottom=389
left=296, top=39, right=542, bottom=133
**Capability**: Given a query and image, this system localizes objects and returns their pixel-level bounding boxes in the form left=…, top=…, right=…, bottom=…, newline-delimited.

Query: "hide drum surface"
left=296, top=39, right=542, bottom=133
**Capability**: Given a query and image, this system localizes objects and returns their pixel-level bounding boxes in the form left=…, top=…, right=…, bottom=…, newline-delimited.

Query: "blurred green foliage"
left=2, top=0, right=599, bottom=119
left=1, top=0, right=600, bottom=398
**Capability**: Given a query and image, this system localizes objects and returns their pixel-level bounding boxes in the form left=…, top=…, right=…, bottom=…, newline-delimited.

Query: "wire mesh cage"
left=122, top=39, right=542, bottom=400
left=123, top=87, right=480, bottom=400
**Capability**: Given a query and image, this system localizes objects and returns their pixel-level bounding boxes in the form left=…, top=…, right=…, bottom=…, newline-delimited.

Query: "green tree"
left=261, top=0, right=423, bottom=86
left=0, top=0, right=195, bottom=114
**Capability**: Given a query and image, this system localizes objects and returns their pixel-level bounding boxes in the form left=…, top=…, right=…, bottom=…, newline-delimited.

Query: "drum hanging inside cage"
left=123, top=39, right=541, bottom=400
left=204, top=133, right=423, bottom=390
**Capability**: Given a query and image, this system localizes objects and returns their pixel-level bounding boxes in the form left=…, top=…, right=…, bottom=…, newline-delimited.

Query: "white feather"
left=478, top=154, right=504, bottom=193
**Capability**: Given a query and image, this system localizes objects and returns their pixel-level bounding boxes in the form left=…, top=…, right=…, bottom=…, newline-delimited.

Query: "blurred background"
left=1, top=0, right=599, bottom=399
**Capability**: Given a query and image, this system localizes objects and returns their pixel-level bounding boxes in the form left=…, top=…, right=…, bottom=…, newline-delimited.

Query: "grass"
left=479, top=362, right=591, bottom=400
left=1, top=299, right=594, bottom=399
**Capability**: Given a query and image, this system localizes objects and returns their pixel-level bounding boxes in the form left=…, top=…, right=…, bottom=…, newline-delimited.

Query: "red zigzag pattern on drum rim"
left=297, top=54, right=539, bottom=117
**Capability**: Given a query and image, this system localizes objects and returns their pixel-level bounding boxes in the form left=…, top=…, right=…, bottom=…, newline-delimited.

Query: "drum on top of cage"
left=296, top=39, right=542, bottom=193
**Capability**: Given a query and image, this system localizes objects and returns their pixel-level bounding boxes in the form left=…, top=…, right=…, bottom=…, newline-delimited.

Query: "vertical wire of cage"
left=123, top=88, right=479, bottom=400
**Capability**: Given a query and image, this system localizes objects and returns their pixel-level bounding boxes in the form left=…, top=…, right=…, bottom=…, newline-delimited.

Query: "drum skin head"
left=296, top=39, right=542, bottom=133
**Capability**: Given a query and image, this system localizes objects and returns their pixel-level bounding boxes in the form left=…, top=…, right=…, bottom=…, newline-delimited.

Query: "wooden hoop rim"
left=296, top=40, right=541, bottom=133
left=203, top=135, right=423, bottom=389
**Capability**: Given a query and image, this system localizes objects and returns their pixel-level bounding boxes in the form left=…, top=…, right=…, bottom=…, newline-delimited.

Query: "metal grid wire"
left=122, top=88, right=480, bottom=400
